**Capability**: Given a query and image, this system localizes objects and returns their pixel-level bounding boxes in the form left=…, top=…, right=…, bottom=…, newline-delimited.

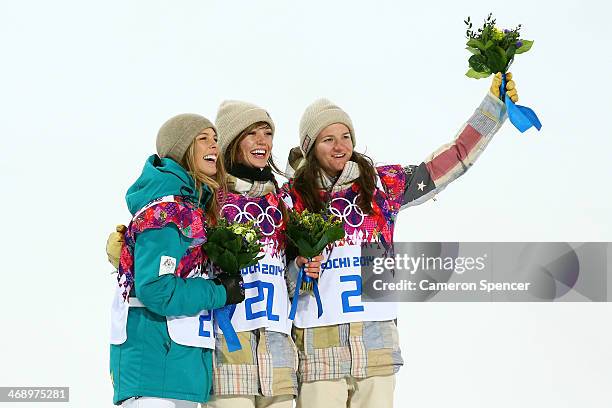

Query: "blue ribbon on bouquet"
left=213, top=304, right=242, bottom=352
left=288, top=266, right=323, bottom=321
left=500, top=74, right=542, bottom=133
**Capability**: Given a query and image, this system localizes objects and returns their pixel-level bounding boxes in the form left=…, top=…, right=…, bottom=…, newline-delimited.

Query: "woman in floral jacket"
left=209, top=100, right=323, bottom=408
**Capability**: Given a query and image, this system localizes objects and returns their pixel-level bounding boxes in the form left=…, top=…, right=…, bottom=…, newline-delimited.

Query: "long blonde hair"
left=182, top=139, right=227, bottom=225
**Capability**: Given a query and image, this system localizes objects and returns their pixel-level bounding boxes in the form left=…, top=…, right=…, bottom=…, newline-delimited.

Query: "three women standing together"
left=107, top=73, right=518, bottom=408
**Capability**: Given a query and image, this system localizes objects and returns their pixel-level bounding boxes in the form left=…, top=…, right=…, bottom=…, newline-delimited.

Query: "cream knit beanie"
left=156, top=113, right=216, bottom=163
left=298, top=98, right=355, bottom=156
left=215, top=100, right=275, bottom=156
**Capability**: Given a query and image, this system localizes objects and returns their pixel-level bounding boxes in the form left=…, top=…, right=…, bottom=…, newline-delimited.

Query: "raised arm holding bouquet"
left=282, top=30, right=535, bottom=402
left=465, top=13, right=541, bottom=132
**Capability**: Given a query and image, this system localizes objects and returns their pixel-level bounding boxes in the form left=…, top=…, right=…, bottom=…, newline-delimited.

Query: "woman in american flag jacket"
left=282, top=73, right=518, bottom=408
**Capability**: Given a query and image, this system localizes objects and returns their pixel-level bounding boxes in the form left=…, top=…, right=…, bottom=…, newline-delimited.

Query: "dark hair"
left=293, top=150, right=377, bottom=214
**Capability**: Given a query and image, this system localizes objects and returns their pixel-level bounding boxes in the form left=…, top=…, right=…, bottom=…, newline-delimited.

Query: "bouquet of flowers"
left=203, top=219, right=264, bottom=275
left=464, top=13, right=533, bottom=79
left=464, top=13, right=541, bottom=133
left=202, top=219, right=264, bottom=351
left=286, top=209, right=345, bottom=320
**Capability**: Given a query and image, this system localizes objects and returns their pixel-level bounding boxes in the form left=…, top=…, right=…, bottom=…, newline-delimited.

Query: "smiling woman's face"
left=313, top=123, right=353, bottom=176
left=193, top=128, right=218, bottom=176
left=237, top=123, right=273, bottom=168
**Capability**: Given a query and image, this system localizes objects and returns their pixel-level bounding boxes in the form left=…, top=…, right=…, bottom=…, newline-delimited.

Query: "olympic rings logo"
left=221, top=202, right=283, bottom=236
left=328, top=195, right=364, bottom=228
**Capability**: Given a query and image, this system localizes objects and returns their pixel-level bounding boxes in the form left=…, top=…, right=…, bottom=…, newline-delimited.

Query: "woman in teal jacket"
left=110, top=114, right=245, bottom=408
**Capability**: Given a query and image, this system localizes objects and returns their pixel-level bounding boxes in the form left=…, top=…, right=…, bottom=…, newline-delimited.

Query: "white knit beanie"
left=298, top=98, right=355, bottom=157
left=215, top=100, right=275, bottom=156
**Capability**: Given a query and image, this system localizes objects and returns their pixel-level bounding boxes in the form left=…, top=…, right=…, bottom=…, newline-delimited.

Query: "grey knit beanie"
left=215, top=100, right=275, bottom=156
left=298, top=98, right=355, bottom=157
left=156, top=113, right=216, bottom=163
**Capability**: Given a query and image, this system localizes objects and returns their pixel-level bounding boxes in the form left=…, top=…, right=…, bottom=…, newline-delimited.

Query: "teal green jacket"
left=110, top=155, right=226, bottom=405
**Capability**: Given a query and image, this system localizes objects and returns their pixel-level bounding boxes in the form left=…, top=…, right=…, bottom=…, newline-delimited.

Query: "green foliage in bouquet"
left=286, top=209, right=346, bottom=293
left=202, top=219, right=264, bottom=275
left=464, top=13, right=533, bottom=79
left=285, top=210, right=345, bottom=259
